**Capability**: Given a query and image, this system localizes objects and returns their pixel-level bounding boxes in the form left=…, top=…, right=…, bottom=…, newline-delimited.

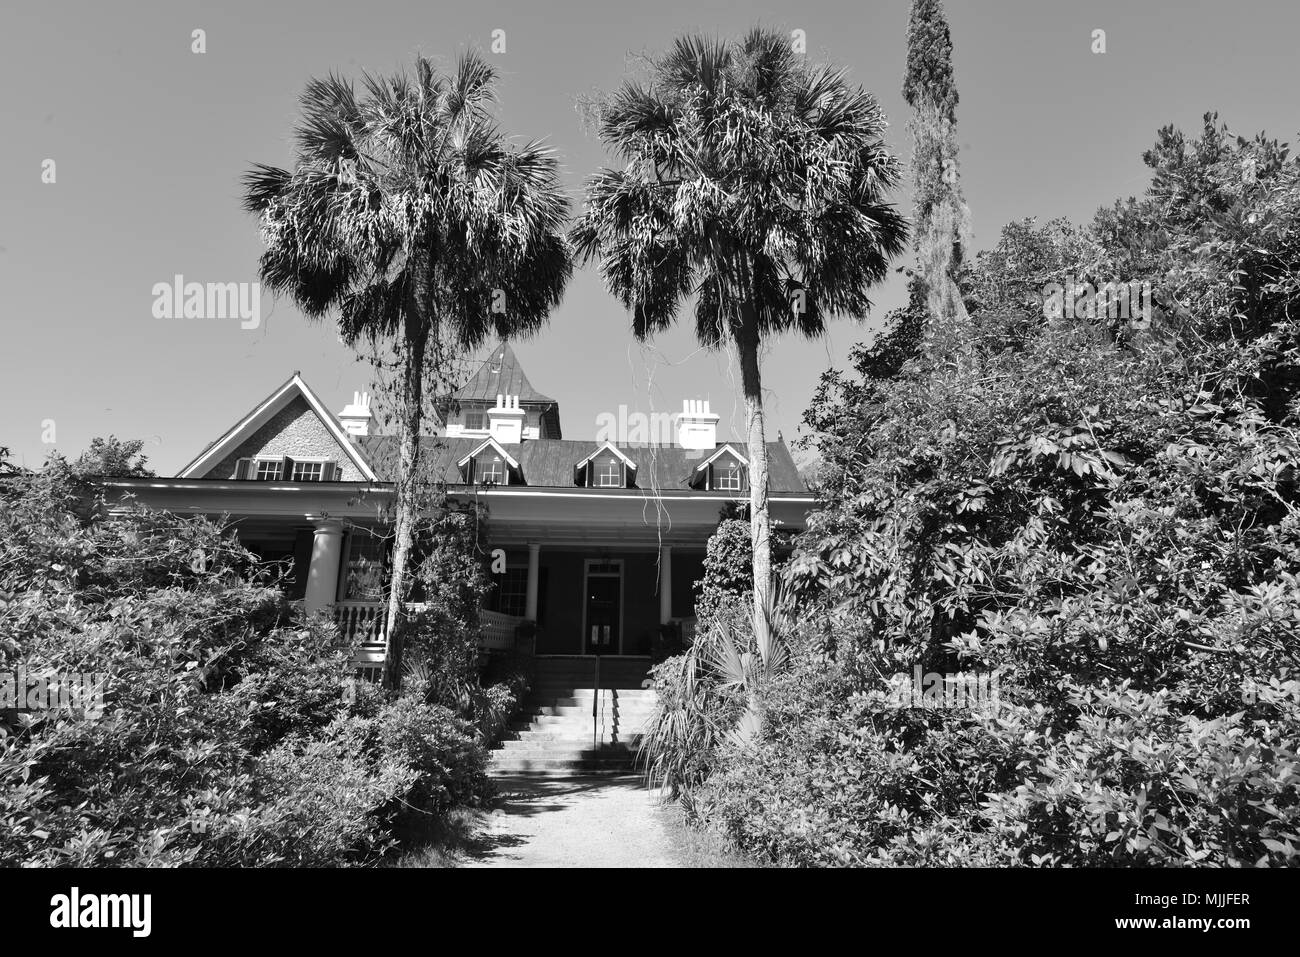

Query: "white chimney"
left=676, top=399, right=719, bottom=450
left=338, top=391, right=373, bottom=437
left=488, top=394, right=525, bottom=445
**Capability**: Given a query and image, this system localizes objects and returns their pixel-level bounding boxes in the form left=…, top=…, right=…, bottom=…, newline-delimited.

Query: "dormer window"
left=714, top=461, right=743, bottom=491
left=458, top=438, right=520, bottom=487
left=595, top=459, right=622, bottom=488
left=476, top=455, right=507, bottom=485
left=573, top=442, right=636, bottom=489
left=691, top=446, right=749, bottom=492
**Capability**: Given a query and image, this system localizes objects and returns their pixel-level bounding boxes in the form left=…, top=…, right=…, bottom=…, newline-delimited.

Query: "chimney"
left=338, top=391, right=373, bottom=437
left=488, top=394, right=525, bottom=445
left=676, top=399, right=719, bottom=450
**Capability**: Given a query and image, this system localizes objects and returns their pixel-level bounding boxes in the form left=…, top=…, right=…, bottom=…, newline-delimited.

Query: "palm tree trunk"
left=737, top=307, right=772, bottom=649
left=382, top=274, right=432, bottom=692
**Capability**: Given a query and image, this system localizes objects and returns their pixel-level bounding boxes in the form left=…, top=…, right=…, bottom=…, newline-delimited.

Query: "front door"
left=584, top=564, right=621, bottom=654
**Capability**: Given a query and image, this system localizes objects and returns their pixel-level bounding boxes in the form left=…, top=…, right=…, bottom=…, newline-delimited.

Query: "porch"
left=98, top=479, right=778, bottom=673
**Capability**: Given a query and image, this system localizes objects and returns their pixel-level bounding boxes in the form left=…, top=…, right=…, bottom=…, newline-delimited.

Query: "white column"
left=659, top=544, right=673, bottom=625
left=525, top=542, right=540, bottom=620
left=304, top=519, right=345, bottom=614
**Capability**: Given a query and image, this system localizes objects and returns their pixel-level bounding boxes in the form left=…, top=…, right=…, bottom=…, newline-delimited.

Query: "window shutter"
left=326, top=461, right=341, bottom=481
left=281, top=456, right=295, bottom=481
left=235, top=458, right=253, bottom=480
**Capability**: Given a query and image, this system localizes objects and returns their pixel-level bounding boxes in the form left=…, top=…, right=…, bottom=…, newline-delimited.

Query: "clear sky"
left=2, top=0, right=1297, bottom=474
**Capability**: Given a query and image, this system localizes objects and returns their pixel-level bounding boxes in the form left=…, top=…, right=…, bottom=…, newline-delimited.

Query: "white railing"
left=334, top=602, right=392, bottom=681
left=480, top=609, right=529, bottom=650
left=334, top=601, right=390, bottom=644
left=333, top=602, right=528, bottom=665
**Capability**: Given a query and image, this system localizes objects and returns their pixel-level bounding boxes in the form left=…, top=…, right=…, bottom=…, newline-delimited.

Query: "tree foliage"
left=69, top=436, right=154, bottom=478
left=903, top=0, right=971, bottom=356
left=689, top=114, right=1300, bottom=866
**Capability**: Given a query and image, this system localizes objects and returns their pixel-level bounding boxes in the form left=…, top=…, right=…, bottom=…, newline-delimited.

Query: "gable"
left=179, top=373, right=378, bottom=481
left=201, top=396, right=367, bottom=480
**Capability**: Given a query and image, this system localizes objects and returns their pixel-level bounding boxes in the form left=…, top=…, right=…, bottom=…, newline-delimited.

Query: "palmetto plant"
left=243, top=54, right=571, bottom=689
left=572, top=29, right=907, bottom=649
left=639, top=575, right=794, bottom=797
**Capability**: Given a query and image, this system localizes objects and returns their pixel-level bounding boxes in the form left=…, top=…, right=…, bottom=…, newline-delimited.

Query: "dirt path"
left=460, top=775, right=681, bottom=868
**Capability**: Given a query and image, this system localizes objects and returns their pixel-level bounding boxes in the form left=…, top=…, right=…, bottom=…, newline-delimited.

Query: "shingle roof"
left=354, top=435, right=807, bottom=493
left=452, top=342, right=555, bottom=405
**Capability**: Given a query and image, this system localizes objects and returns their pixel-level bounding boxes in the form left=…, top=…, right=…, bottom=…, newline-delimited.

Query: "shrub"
left=0, top=454, right=492, bottom=867
left=683, top=115, right=1300, bottom=868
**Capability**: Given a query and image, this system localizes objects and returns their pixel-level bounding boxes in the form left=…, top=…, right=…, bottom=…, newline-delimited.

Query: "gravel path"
left=461, top=775, right=681, bottom=868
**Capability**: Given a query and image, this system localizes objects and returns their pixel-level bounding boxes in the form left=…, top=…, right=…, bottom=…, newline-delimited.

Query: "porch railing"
left=480, top=609, right=528, bottom=650
left=333, top=602, right=527, bottom=674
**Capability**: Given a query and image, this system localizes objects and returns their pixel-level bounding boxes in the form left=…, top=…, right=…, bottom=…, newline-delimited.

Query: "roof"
left=354, top=435, right=807, bottom=493
left=452, top=342, right=555, bottom=405
left=177, top=373, right=378, bottom=481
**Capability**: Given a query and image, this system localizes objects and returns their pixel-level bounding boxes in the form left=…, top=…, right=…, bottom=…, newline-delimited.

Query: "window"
left=491, top=566, right=529, bottom=617
left=595, top=459, right=622, bottom=488
left=292, top=460, right=326, bottom=482
left=463, top=409, right=486, bottom=431
left=476, top=456, right=506, bottom=485
left=714, top=462, right=743, bottom=491
left=343, top=531, right=387, bottom=600
left=237, top=456, right=336, bottom=481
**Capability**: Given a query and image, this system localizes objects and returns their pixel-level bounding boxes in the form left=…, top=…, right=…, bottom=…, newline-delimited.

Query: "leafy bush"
left=694, top=519, right=754, bottom=626
left=683, top=115, right=1300, bottom=867
left=0, top=455, right=491, bottom=867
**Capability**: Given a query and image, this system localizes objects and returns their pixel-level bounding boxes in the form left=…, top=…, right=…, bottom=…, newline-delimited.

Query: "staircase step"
left=487, top=764, right=636, bottom=777
left=500, top=737, right=643, bottom=749
left=515, top=715, right=655, bottom=727
left=492, top=661, right=654, bottom=776
left=488, top=756, right=639, bottom=772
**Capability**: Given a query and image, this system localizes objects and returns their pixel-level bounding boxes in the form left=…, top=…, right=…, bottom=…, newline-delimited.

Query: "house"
left=102, top=344, right=813, bottom=670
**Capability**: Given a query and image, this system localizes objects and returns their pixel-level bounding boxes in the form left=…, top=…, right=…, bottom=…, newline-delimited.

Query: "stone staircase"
left=489, top=657, right=656, bottom=777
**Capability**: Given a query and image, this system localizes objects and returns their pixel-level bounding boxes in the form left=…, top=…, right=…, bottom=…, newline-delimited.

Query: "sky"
left=2, top=0, right=1297, bottom=475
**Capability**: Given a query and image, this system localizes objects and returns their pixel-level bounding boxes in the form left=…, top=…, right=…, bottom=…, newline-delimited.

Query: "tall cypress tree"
left=904, top=0, right=971, bottom=359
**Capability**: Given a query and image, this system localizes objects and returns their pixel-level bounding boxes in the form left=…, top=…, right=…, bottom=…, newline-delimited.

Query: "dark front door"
left=585, top=573, right=620, bottom=654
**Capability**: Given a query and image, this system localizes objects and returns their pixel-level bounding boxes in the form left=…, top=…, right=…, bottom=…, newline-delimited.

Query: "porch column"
left=304, top=519, right=345, bottom=615
left=659, top=544, right=673, bottom=625
left=525, top=542, right=540, bottom=621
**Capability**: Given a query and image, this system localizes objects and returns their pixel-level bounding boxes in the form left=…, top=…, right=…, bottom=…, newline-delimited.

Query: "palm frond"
left=577, top=29, right=907, bottom=351
left=243, top=52, right=572, bottom=350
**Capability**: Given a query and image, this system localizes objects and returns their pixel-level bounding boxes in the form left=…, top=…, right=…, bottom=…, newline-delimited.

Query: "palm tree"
left=572, top=29, right=907, bottom=645
left=243, top=53, right=571, bottom=689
